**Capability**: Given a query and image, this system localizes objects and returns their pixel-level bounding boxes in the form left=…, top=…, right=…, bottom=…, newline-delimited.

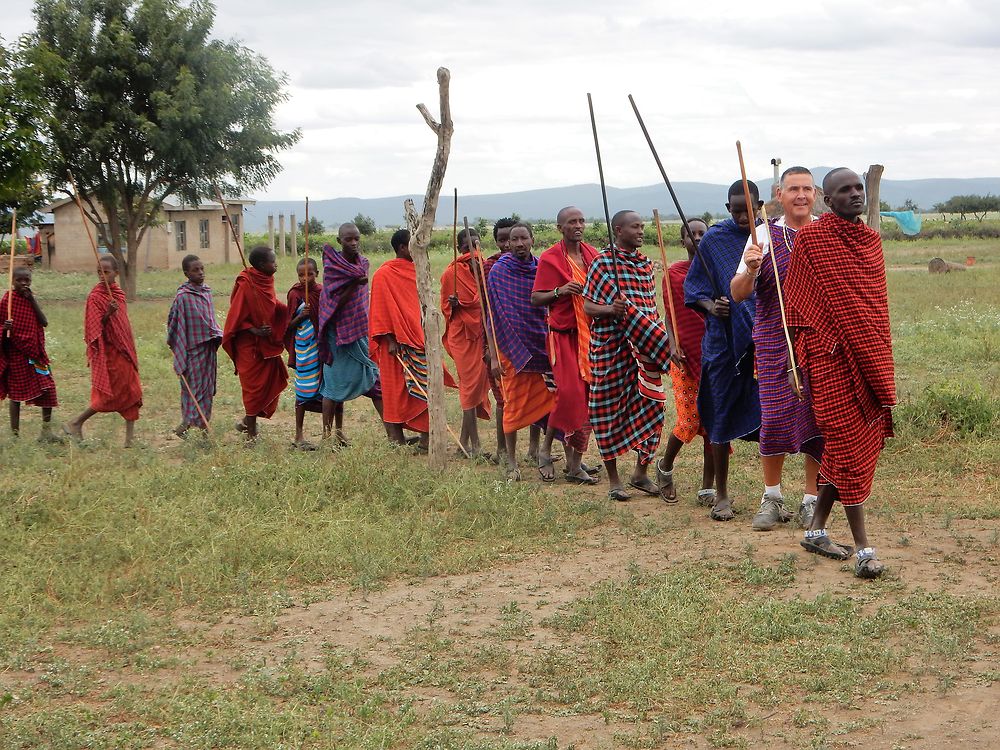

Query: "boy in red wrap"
left=370, top=229, right=455, bottom=450
left=65, top=255, right=142, bottom=446
left=222, top=246, right=290, bottom=441
left=1, top=266, right=60, bottom=440
left=441, top=227, right=492, bottom=457
left=531, top=206, right=600, bottom=486
left=785, top=168, right=895, bottom=579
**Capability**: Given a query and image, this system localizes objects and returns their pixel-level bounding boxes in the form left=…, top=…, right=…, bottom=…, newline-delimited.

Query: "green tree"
left=937, top=194, right=1000, bottom=222
left=300, top=216, right=324, bottom=236
left=27, top=0, right=300, bottom=298
left=353, top=213, right=377, bottom=235
left=474, top=217, right=490, bottom=239
left=879, top=200, right=890, bottom=212
left=700, top=211, right=713, bottom=225
left=897, top=198, right=919, bottom=212
left=0, top=38, right=49, bottom=232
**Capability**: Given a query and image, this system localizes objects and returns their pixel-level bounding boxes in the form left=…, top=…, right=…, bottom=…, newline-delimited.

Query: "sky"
left=6, top=0, right=999, bottom=201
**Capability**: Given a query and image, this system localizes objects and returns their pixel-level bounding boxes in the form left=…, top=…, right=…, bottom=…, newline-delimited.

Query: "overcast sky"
left=7, top=0, right=999, bottom=200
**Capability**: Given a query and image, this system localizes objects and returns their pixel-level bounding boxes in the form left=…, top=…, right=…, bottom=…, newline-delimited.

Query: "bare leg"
left=761, top=454, right=785, bottom=487
left=537, top=425, right=558, bottom=480
left=804, top=455, right=820, bottom=495
left=657, top=433, right=684, bottom=500
left=294, top=402, right=306, bottom=443
left=124, top=419, right=136, bottom=448
left=807, top=483, right=837, bottom=532
left=417, top=431, right=429, bottom=450
left=461, top=408, right=480, bottom=454
left=65, top=407, right=97, bottom=439
left=628, top=459, right=653, bottom=487
left=334, top=401, right=348, bottom=445
left=527, top=424, right=541, bottom=461
left=244, top=415, right=258, bottom=441
left=709, top=442, right=734, bottom=520
left=604, top=458, right=624, bottom=496
left=371, top=396, right=385, bottom=420
left=701, top=438, right=716, bottom=490
left=322, top=398, right=335, bottom=438
left=9, top=400, right=20, bottom=435
left=494, top=403, right=505, bottom=457
left=385, top=422, right=405, bottom=444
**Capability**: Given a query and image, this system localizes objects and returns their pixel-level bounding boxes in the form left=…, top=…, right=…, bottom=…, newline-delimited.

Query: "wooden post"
left=290, top=212, right=297, bottom=256
left=268, top=214, right=275, bottom=252
left=278, top=214, right=286, bottom=257
left=771, top=157, right=781, bottom=198
left=403, top=67, right=454, bottom=469
left=865, top=164, right=884, bottom=232
left=6, top=211, right=16, bottom=333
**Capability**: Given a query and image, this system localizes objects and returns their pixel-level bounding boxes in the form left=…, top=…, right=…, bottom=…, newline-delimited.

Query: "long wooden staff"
left=179, top=372, right=212, bottom=430
left=6, top=210, right=17, bottom=334
left=67, top=172, right=114, bottom=300
left=586, top=93, right=620, bottom=296
left=213, top=185, right=248, bottom=269
left=395, top=352, right=470, bottom=458
left=759, top=203, right=803, bottom=399
left=470, top=216, right=504, bottom=391
left=463, top=215, right=492, bottom=345
left=652, top=208, right=684, bottom=375
left=452, top=188, right=458, bottom=297
left=735, top=141, right=760, bottom=250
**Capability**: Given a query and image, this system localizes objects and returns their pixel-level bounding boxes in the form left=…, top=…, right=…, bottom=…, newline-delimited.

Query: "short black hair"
left=457, top=227, right=479, bottom=248
left=680, top=218, right=709, bottom=238
left=728, top=180, right=760, bottom=202
left=611, top=209, right=638, bottom=232
left=390, top=229, right=410, bottom=252
left=492, top=217, right=517, bottom=241
left=296, top=256, right=318, bottom=271
left=181, top=254, right=200, bottom=272
left=248, top=245, right=274, bottom=269
left=99, top=253, right=119, bottom=271
left=509, top=221, right=534, bottom=238
left=556, top=206, right=581, bottom=224
left=12, top=265, right=32, bottom=278
left=338, top=222, right=359, bottom=237
left=822, top=167, right=855, bottom=193
left=780, top=166, right=813, bottom=185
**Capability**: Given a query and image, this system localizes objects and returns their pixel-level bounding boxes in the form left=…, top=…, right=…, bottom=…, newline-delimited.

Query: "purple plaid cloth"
left=166, top=282, right=223, bottom=376
left=318, top=244, right=370, bottom=364
left=486, top=252, right=550, bottom=373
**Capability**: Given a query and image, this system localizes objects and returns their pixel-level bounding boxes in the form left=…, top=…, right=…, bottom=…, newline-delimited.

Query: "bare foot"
left=63, top=422, right=83, bottom=440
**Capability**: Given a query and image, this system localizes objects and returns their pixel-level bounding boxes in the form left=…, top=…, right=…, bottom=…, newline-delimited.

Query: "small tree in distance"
left=353, top=213, right=377, bottom=235
left=301, top=216, right=324, bottom=236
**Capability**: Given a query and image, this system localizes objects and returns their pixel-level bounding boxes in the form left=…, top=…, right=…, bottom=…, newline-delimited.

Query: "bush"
left=895, top=381, right=999, bottom=438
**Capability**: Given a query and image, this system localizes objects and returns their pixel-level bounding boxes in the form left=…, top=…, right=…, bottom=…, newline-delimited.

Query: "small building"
left=38, top=197, right=254, bottom=272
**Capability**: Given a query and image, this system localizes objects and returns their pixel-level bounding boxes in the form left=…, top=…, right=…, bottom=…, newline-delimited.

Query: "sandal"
left=506, top=467, right=522, bottom=483
left=565, top=470, right=599, bottom=486
left=580, top=462, right=601, bottom=476
left=854, top=548, right=885, bottom=579
left=537, top=455, right=557, bottom=483
left=710, top=498, right=735, bottom=521
left=628, top=477, right=660, bottom=496
left=292, top=440, right=318, bottom=451
left=656, top=461, right=678, bottom=504
left=696, top=489, right=717, bottom=507
left=608, top=487, right=631, bottom=502
left=800, top=534, right=853, bottom=561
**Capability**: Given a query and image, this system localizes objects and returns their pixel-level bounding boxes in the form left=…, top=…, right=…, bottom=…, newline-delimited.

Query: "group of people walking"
left=0, top=166, right=895, bottom=579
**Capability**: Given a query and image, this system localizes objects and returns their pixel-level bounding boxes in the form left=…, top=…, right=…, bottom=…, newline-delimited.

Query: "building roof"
left=41, top=196, right=256, bottom=213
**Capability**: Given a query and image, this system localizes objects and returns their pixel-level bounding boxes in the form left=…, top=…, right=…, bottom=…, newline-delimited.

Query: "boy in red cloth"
left=222, top=246, right=290, bottom=441
left=65, top=255, right=142, bottom=446
left=441, top=227, right=492, bottom=457
left=1, top=266, right=60, bottom=440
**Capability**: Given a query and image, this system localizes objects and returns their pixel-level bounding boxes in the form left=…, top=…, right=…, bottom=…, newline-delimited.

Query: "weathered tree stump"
left=928, top=257, right=966, bottom=273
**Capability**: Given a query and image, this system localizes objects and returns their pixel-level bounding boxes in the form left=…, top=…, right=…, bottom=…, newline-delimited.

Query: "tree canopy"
left=931, top=194, right=1000, bottom=222
left=353, top=213, right=377, bottom=235
left=26, top=0, right=300, bottom=296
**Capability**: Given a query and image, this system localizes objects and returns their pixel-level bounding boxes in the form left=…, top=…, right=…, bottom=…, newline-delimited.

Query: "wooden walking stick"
left=586, top=93, right=621, bottom=296
left=394, top=352, right=470, bottom=458
left=67, top=172, right=114, bottom=300
left=6, top=210, right=16, bottom=336
left=759, top=204, right=804, bottom=399
left=735, top=141, right=760, bottom=250
left=469, top=217, right=505, bottom=401
left=213, top=185, right=248, bottom=269
left=463, top=215, right=491, bottom=342
left=178, top=371, right=212, bottom=431
left=452, top=188, right=459, bottom=297
left=653, top=208, right=684, bottom=375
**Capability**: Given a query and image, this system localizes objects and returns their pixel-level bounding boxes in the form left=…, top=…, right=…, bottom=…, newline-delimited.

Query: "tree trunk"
left=865, top=164, right=884, bottom=233
left=405, top=67, right=454, bottom=469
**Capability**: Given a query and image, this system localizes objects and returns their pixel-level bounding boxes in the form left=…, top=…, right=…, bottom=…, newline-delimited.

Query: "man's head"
left=508, top=222, right=534, bottom=262
left=98, top=254, right=118, bottom=284
left=12, top=266, right=32, bottom=294
left=390, top=229, right=411, bottom=261
left=777, top=167, right=816, bottom=224
left=612, top=210, right=644, bottom=251
left=493, top=218, right=517, bottom=253
left=680, top=218, right=709, bottom=257
left=181, top=254, right=205, bottom=285
left=457, top=227, right=480, bottom=253
left=556, top=206, right=586, bottom=244
left=248, top=246, right=277, bottom=276
left=297, top=256, right=318, bottom=285
left=338, top=223, right=361, bottom=257
left=725, top=180, right=762, bottom=231
left=822, top=168, right=866, bottom=221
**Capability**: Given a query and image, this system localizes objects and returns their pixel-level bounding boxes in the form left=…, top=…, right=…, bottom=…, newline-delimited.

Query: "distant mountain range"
left=243, top=170, right=1000, bottom=232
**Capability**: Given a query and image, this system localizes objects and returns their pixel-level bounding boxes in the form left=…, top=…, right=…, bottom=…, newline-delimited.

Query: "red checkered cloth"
left=85, top=283, right=140, bottom=400
left=0, top=290, right=57, bottom=406
left=785, top=212, right=895, bottom=505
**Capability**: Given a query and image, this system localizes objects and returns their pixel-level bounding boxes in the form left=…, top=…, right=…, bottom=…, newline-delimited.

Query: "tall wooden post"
left=403, top=67, right=454, bottom=469
left=771, top=157, right=782, bottom=198
left=267, top=214, right=275, bottom=252
left=290, top=213, right=297, bottom=256
left=278, top=213, right=286, bottom=256
left=865, top=164, right=884, bottom=232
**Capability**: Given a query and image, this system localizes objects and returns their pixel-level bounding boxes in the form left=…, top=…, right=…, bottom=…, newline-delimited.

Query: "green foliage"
left=26, top=0, right=300, bottom=296
left=352, top=213, right=377, bottom=235
left=897, top=198, right=919, bottom=212
left=931, top=194, right=1000, bottom=221
left=896, top=381, right=999, bottom=438
left=299, top=216, right=324, bottom=236
left=879, top=199, right=891, bottom=211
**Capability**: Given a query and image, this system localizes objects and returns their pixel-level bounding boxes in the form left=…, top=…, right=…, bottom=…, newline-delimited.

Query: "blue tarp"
left=880, top=210, right=922, bottom=236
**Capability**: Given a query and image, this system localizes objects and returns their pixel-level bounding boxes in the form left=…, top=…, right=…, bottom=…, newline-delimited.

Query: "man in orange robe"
left=441, top=227, right=492, bottom=457
left=222, top=246, right=290, bottom=441
left=370, top=229, right=455, bottom=450
left=65, top=255, right=142, bottom=447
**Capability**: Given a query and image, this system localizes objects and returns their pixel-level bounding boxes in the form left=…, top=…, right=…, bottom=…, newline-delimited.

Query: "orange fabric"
left=90, top=343, right=142, bottom=421
left=669, top=360, right=704, bottom=444
left=566, top=254, right=592, bottom=382
left=499, top=351, right=554, bottom=433
left=441, top=253, right=491, bottom=419
left=222, top=268, right=290, bottom=419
